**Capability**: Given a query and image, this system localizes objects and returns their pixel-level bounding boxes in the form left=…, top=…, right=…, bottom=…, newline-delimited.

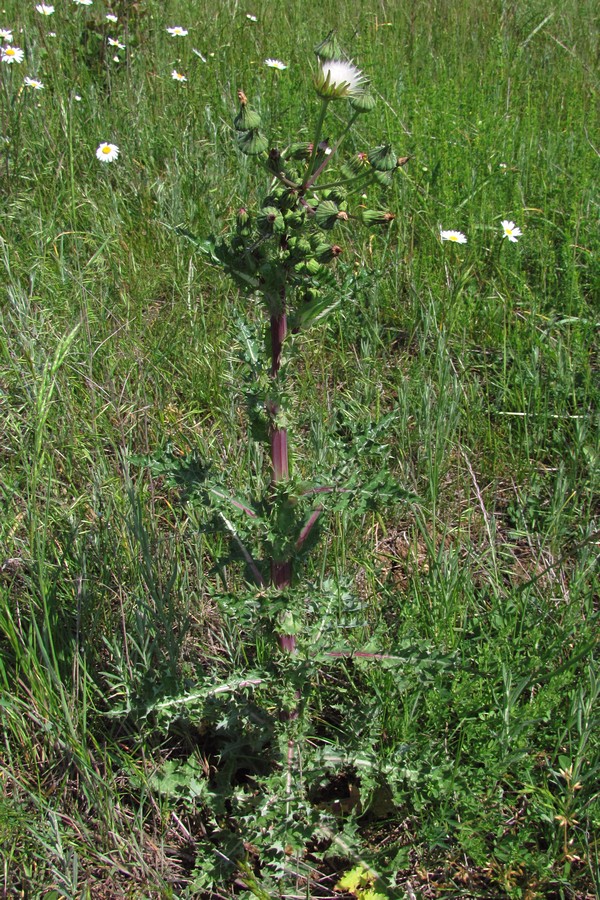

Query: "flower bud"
left=314, top=200, right=340, bottom=230
left=374, top=169, right=394, bottom=186
left=288, top=236, right=312, bottom=258
left=236, top=207, right=250, bottom=227
left=257, top=206, right=285, bottom=234
left=314, top=243, right=343, bottom=263
left=295, top=258, right=325, bottom=276
left=314, top=31, right=343, bottom=62
left=234, top=105, right=262, bottom=131
left=367, top=144, right=398, bottom=172
left=266, top=147, right=284, bottom=174
left=284, top=209, right=306, bottom=230
left=236, top=129, right=268, bottom=155
left=349, top=92, right=376, bottom=113
left=236, top=207, right=252, bottom=235
left=286, top=142, right=312, bottom=160
left=321, top=187, right=347, bottom=205
left=360, top=209, right=396, bottom=226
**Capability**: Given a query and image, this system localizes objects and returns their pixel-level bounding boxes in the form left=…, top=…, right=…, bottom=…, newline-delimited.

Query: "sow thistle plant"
left=157, top=33, right=414, bottom=887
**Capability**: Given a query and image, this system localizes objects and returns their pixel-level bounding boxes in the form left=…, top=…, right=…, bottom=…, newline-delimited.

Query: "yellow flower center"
left=449, top=234, right=458, bottom=241
left=102, top=146, right=111, bottom=154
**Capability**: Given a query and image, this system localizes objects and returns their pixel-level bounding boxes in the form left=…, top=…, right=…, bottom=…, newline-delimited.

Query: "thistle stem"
left=303, top=98, right=330, bottom=187
left=268, top=296, right=295, bottom=653
left=304, top=110, right=361, bottom=190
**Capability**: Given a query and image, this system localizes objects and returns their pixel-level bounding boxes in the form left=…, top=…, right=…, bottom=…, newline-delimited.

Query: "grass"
left=0, top=0, right=598, bottom=896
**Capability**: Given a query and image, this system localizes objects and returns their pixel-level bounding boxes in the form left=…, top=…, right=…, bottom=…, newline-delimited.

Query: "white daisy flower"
left=24, top=76, right=44, bottom=89
left=501, top=220, right=522, bottom=242
left=167, top=26, right=188, bottom=37
left=315, top=59, right=366, bottom=99
left=96, top=141, right=119, bottom=162
left=108, top=37, right=125, bottom=49
left=440, top=229, right=467, bottom=244
left=0, top=29, right=13, bottom=43
left=171, top=70, right=187, bottom=81
left=106, top=13, right=118, bottom=22
left=265, top=58, right=287, bottom=70
left=36, top=4, right=55, bottom=14
left=1, top=46, right=24, bottom=63
left=246, top=13, right=257, bottom=21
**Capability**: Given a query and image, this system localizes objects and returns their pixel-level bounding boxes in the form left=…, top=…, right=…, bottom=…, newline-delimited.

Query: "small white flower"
left=108, top=37, right=125, bottom=49
left=48, top=31, right=56, bottom=37
left=96, top=141, right=119, bottom=162
left=246, top=13, right=257, bottom=21
left=73, top=0, right=93, bottom=4
left=36, top=4, right=55, bottom=14
left=167, top=26, right=188, bottom=37
left=74, top=93, right=82, bottom=101
left=106, top=13, right=118, bottom=22
left=171, top=69, right=187, bottom=82
left=501, top=220, right=522, bottom=243
left=1, top=46, right=24, bottom=63
left=440, top=229, right=467, bottom=244
left=0, top=29, right=13, bottom=43
left=112, top=55, right=119, bottom=62
left=264, top=58, right=287, bottom=70
left=315, top=59, right=366, bottom=99
left=24, top=76, right=44, bottom=89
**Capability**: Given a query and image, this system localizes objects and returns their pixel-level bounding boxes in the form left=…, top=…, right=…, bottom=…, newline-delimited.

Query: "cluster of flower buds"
left=212, top=178, right=353, bottom=311
left=212, top=33, right=407, bottom=319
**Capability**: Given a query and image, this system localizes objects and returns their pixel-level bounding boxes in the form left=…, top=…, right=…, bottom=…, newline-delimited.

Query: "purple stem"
left=269, top=302, right=295, bottom=654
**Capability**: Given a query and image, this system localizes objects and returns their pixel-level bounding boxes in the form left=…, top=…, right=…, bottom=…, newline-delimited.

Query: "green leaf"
left=290, top=292, right=342, bottom=330
left=336, top=864, right=373, bottom=894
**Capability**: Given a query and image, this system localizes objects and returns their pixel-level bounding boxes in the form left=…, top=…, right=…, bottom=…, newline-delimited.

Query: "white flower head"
left=108, top=37, right=125, bottom=49
left=1, top=46, right=24, bottom=63
left=171, top=69, right=187, bottom=81
left=73, top=0, right=93, bottom=4
left=106, top=13, right=118, bottom=22
left=501, top=220, right=522, bottom=242
left=440, top=229, right=467, bottom=244
left=246, top=14, right=257, bottom=21
left=315, top=59, right=366, bottom=99
left=96, top=141, right=119, bottom=162
left=167, top=26, right=188, bottom=37
left=24, top=76, right=44, bottom=89
left=264, top=58, right=287, bottom=70
left=0, top=29, right=13, bottom=43
left=36, top=4, right=55, bottom=14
